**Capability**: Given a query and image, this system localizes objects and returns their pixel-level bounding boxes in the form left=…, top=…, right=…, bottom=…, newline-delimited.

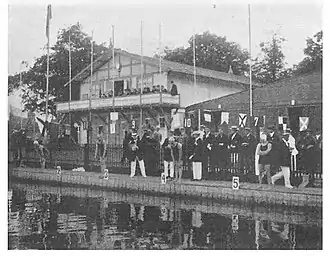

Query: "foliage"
left=158, top=31, right=250, bottom=76
left=293, top=31, right=322, bottom=75
left=252, top=34, right=291, bottom=84
left=10, top=23, right=108, bottom=116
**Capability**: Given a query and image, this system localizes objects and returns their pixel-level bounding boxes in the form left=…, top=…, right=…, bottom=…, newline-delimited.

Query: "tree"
left=11, top=23, right=108, bottom=117
left=293, top=31, right=322, bottom=75
left=159, top=31, right=250, bottom=76
left=252, top=34, right=290, bottom=84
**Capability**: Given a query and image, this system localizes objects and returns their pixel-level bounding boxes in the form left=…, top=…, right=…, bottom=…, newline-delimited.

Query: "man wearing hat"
left=212, top=126, right=229, bottom=172
left=229, top=126, right=242, bottom=170
left=127, top=130, right=147, bottom=178
left=202, top=126, right=215, bottom=176
left=240, top=127, right=257, bottom=174
left=271, top=130, right=294, bottom=188
left=266, top=125, right=281, bottom=175
left=189, top=130, right=204, bottom=181
left=141, top=128, right=158, bottom=176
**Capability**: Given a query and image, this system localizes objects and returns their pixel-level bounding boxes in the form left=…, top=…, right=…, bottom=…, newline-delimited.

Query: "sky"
left=7, top=0, right=323, bottom=110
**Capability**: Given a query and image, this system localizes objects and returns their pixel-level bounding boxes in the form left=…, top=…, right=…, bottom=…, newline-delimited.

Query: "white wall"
left=169, top=75, right=242, bottom=108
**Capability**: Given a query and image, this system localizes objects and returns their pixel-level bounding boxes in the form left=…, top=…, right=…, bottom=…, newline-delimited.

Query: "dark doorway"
left=288, top=107, right=303, bottom=137
left=114, top=80, right=124, bottom=96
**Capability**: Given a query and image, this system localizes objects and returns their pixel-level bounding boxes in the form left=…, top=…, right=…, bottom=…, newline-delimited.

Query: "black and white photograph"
left=6, top=0, right=324, bottom=250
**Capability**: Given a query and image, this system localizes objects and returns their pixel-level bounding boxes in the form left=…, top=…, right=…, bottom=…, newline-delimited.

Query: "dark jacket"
left=212, top=133, right=229, bottom=162
left=278, top=139, right=291, bottom=167
left=241, top=133, right=257, bottom=156
left=190, top=138, right=204, bottom=162
left=127, top=136, right=145, bottom=161
left=203, top=132, right=215, bottom=156
left=229, top=132, right=242, bottom=153
left=162, top=138, right=173, bottom=162
left=267, top=133, right=281, bottom=165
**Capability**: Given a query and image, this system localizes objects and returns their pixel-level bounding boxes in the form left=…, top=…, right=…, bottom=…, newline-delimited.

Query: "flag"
left=299, top=117, right=309, bottom=131
left=46, top=5, right=52, bottom=39
left=239, top=113, right=247, bottom=127
left=221, top=112, right=229, bottom=124
left=204, top=110, right=211, bottom=123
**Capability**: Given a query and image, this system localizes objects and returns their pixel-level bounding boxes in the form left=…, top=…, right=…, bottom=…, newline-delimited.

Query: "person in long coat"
left=189, top=131, right=204, bottom=181
left=271, top=130, right=294, bottom=188
left=211, top=127, right=229, bottom=172
left=141, top=129, right=158, bottom=176
left=229, top=126, right=242, bottom=171
left=240, top=127, right=257, bottom=174
left=127, top=131, right=147, bottom=178
left=255, top=133, right=272, bottom=184
left=266, top=125, right=281, bottom=174
left=202, top=126, right=214, bottom=176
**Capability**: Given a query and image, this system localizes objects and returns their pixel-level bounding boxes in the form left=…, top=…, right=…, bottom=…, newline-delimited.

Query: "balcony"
left=56, top=93, right=180, bottom=113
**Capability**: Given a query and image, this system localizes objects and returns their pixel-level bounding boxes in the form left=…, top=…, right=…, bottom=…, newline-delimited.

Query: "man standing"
left=212, top=126, right=229, bottom=172
left=121, top=130, right=131, bottom=164
left=240, top=127, right=257, bottom=174
left=178, top=127, right=189, bottom=171
left=95, top=135, right=107, bottom=173
left=271, top=130, right=294, bottom=188
left=229, top=126, right=242, bottom=171
left=202, top=126, right=214, bottom=177
left=189, top=130, right=204, bottom=181
left=297, top=129, right=316, bottom=188
left=169, top=137, right=183, bottom=182
left=266, top=125, right=281, bottom=175
left=141, top=128, right=158, bottom=176
left=34, top=140, right=49, bottom=169
left=153, top=125, right=163, bottom=173
left=127, top=131, right=147, bottom=178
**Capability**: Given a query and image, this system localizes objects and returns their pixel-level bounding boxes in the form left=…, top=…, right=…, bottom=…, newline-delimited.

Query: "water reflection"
left=8, top=182, right=322, bottom=250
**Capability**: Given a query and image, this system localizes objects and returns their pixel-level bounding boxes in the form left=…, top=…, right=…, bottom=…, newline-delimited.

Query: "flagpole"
left=159, top=22, right=163, bottom=104
left=248, top=4, right=253, bottom=128
left=140, top=20, right=143, bottom=135
left=112, top=25, right=115, bottom=112
left=193, top=30, right=199, bottom=130
left=68, top=28, right=72, bottom=135
left=45, top=6, right=51, bottom=140
left=19, top=61, right=23, bottom=129
left=89, top=31, right=94, bottom=137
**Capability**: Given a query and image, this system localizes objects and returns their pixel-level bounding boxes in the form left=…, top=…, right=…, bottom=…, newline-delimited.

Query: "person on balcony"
left=127, top=131, right=147, bottom=178
left=170, top=81, right=178, bottom=96
left=151, top=85, right=157, bottom=93
left=161, top=85, right=167, bottom=93
left=155, top=85, right=161, bottom=93
left=95, top=135, right=107, bottom=173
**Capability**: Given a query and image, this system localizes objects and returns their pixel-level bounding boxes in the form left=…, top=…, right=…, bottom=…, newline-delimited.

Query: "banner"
left=278, top=116, right=283, bottom=125
left=110, top=112, right=118, bottom=121
left=239, top=113, right=247, bottom=128
left=221, top=112, right=229, bottom=124
left=299, top=117, right=309, bottom=131
left=204, top=111, right=211, bottom=122
left=110, top=123, right=116, bottom=134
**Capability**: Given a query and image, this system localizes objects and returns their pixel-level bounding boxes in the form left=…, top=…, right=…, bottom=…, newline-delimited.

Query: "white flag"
left=239, top=113, right=247, bottom=127
left=204, top=113, right=211, bottom=122
left=110, top=123, right=116, bottom=134
left=278, top=116, right=283, bottom=125
left=299, top=117, right=309, bottom=131
left=221, top=112, right=229, bottom=124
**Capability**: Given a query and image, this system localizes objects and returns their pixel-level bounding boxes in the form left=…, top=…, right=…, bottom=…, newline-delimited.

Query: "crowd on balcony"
left=98, top=82, right=178, bottom=99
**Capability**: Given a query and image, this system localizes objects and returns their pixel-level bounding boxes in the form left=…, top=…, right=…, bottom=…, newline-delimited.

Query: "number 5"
left=232, top=176, right=239, bottom=190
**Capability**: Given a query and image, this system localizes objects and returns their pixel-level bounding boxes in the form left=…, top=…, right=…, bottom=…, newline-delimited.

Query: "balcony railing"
left=56, top=93, right=180, bottom=113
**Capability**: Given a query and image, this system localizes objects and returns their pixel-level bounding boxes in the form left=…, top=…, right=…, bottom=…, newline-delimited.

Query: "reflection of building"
left=56, top=49, right=250, bottom=144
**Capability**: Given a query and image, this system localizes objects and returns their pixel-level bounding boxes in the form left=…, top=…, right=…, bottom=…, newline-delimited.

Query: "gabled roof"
left=186, top=71, right=322, bottom=111
left=64, top=49, right=254, bottom=87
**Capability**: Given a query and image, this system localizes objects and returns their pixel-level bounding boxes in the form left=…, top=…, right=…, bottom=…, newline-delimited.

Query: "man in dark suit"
left=212, top=126, right=229, bottom=172
left=266, top=125, right=281, bottom=175
left=202, top=126, right=215, bottom=177
left=229, top=126, right=242, bottom=171
left=240, top=127, right=257, bottom=174
left=127, top=130, right=147, bottom=178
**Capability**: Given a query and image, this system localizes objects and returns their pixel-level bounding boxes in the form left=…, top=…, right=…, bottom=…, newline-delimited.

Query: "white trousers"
left=272, top=166, right=292, bottom=187
left=164, top=161, right=174, bottom=178
left=130, top=158, right=146, bottom=177
left=192, top=162, right=202, bottom=180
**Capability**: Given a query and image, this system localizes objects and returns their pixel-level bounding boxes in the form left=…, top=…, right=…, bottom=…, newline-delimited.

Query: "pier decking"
left=10, top=167, right=322, bottom=208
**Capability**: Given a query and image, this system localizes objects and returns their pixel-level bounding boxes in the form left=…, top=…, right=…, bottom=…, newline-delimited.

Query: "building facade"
left=56, top=49, right=250, bottom=144
left=185, top=71, right=322, bottom=136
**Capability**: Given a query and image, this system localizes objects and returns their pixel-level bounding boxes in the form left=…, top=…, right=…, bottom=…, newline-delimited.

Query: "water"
left=8, top=181, right=322, bottom=250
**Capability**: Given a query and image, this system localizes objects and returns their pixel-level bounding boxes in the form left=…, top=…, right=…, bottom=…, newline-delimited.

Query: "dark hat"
left=244, top=127, right=251, bottom=131
left=231, top=126, right=238, bottom=130
left=173, top=128, right=181, bottom=136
